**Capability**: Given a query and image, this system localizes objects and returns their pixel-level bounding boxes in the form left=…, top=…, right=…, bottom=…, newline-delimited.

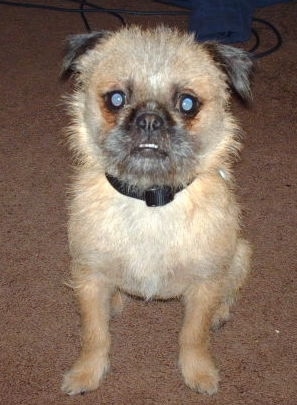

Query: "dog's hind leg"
left=111, top=289, right=126, bottom=317
left=211, top=238, right=251, bottom=330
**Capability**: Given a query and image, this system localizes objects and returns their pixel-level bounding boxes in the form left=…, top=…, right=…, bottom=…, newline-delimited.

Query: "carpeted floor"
left=1, top=1, right=296, bottom=404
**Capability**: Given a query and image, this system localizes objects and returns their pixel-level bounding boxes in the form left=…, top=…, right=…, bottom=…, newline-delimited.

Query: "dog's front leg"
left=179, top=282, right=221, bottom=395
left=62, top=269, right=113, bottom=395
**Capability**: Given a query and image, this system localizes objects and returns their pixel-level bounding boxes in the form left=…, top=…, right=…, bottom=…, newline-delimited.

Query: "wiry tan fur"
left=61, top=26, right=252, bottom=396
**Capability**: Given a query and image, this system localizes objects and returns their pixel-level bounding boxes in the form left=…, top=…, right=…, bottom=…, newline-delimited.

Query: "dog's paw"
left=61, top=357, right=110, bottom=396
left=179, top=350, right=220, bottom=395
left=183, top=368, right=219, bottom=395
left=111, top=290, right=126, bottom=317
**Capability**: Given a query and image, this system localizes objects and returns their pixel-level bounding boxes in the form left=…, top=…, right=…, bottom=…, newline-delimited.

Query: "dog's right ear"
left=61, top=31, right=110, bottom=80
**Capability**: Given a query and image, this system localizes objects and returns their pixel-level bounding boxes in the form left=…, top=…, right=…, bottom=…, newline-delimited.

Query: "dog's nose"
left=135, top=112, right=164, bottom=133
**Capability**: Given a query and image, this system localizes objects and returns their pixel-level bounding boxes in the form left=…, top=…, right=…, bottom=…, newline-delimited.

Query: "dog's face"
left=63, top=27, right=252, bottom=189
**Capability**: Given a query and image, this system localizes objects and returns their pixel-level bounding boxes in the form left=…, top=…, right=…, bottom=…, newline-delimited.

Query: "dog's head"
left=62, top=26, right=253, bottom=189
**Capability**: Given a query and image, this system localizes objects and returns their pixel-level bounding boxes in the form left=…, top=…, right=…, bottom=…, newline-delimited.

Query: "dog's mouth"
left=132, top=143, right=168, bottom=157
left=139, top=143, right=159, bottom=150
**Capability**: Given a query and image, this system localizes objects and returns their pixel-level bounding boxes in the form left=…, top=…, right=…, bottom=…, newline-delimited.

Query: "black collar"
left=106, top=173, right=187, bottom=207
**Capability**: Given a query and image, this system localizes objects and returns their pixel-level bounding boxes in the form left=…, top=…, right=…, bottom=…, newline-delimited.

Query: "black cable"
left=69, top=0, right=126, bottom=27
left=0, top=0, right=88, bottom=12
left=249, top=28, right=260, bottom=54
left=0, top=0, right=189, bottom=15
left=79, top=0, right=91, bottom=32
left=81, top=1, right=127, bottom=27
left=0, top=0, right=283, bottom=58
left=251, top=17, right=283, bottom=59
left=70, top=0, right=189, bottom=15
left=0, top=0, right=128, bottom=27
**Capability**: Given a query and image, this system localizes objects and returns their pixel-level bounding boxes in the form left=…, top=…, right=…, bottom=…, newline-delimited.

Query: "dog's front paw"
left=179, top=349, right=219, bottom=395
left=61, top=357, right=110, bottom=396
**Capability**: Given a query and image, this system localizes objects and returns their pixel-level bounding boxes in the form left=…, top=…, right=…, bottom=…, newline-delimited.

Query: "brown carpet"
left=1, top=1, right=296, bottom=404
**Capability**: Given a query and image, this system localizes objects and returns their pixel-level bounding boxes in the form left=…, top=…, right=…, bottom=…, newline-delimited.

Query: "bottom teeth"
left=139, top=143, right=158, bottom=149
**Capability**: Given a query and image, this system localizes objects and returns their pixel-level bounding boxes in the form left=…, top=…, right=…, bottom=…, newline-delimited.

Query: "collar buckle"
left=144, top=186, right=174, bottom=207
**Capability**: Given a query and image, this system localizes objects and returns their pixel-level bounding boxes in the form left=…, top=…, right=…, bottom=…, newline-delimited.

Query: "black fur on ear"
left=204, top=43, right=254, bottom=103
left=61, top=31, right=111, bottom=80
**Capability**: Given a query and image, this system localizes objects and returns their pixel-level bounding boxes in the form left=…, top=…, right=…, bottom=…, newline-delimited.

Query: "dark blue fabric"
left=157, top=0, right=290, bottom=43
left=189, top=0, right=253, bottom=43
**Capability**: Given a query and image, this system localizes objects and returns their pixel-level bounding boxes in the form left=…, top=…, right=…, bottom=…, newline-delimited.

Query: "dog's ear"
left=61, top=31, right=111, bottom=80
left=204, top=43, right=254, bottom=103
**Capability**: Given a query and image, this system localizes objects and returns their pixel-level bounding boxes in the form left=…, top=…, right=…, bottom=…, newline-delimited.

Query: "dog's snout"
left=135, top=112, right=164, bottom=133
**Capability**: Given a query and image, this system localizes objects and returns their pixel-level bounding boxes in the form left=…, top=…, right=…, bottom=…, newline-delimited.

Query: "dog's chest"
left=122, top=226, right=177, bottom=299
left=102, top=200, right=199, bottom=299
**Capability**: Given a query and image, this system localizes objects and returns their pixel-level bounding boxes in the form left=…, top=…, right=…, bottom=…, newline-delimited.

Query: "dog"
left=61, top=26, right=252, bottom=396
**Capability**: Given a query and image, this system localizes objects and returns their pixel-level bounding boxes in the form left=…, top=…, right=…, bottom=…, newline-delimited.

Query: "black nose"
left=135, top=112, right=164, bottom=133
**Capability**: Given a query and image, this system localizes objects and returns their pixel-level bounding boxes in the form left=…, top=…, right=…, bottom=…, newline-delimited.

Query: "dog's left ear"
left=61, top=31, right=111, bottom=80
left=204, top=43, right=254, bottom=103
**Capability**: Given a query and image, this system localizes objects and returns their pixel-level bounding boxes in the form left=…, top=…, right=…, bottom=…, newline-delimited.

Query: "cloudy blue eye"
left=106, top=90, right=126, bottom=110
left=179, top=94, right=200, bottom=116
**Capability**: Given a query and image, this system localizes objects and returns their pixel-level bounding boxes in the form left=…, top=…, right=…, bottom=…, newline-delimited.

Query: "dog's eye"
left=105, top=91, right=126, bottom=110
left=178, top=94, right=200, bottom=116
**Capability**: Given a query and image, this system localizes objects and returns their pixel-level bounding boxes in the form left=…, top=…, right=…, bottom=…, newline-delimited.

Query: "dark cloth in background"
left=158, top=1, right=290, bottom=42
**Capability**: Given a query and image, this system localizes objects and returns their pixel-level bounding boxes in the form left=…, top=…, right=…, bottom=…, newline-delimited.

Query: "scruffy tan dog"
left=61, top=26, right=252, bottom=396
